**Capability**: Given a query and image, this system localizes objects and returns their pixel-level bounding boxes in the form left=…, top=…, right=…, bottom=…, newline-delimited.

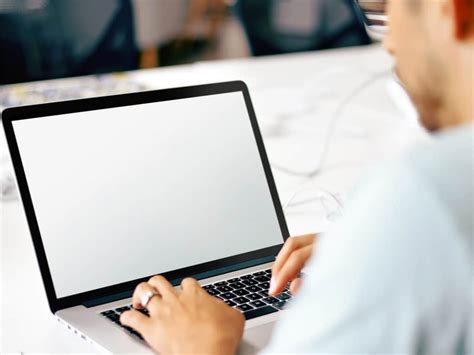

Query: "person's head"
left=383, top=0, right=474, bottom=132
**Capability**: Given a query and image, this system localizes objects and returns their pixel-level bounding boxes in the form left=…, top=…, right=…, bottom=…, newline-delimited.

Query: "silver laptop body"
left=3, top=81, right=290, bottom=353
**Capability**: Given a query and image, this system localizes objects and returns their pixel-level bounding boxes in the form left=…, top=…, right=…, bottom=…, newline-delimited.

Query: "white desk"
left=0, top=44, right=426, bottom=353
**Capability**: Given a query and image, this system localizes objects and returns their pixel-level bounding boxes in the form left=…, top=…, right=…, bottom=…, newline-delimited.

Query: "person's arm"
left=263, top=161, right=463, bottom=353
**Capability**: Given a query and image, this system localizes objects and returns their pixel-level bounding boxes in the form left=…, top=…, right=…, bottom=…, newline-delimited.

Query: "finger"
left=148, top=275, right=178, bottom=300
left=180, top=277, right=201, bottom=293
left=269, top=245, right=312, bottom=296
left=145, top=292, right=165, bottom=315
left=132, top=282, right=159, bottom=309
left=289, top=277, right=303, bottom=295
left=272, top=234, right=316, bottom=277
left=120, top=309, right=152, bottom=336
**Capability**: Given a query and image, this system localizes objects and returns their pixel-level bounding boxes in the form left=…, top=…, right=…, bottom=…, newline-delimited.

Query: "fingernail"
left=269, top=277, right=276, bottom=294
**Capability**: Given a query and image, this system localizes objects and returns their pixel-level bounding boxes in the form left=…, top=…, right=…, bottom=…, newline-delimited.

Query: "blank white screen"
left=13, top=92, right=283, bottom=298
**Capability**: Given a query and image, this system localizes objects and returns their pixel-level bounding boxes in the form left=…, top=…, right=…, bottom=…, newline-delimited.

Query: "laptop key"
left=242, top=279, right=258, bottom=286
left=262, top=297, right=279, bottom=304
left=247, top=293, right=263, bottom=301
left=240, top=275, right=253, bottom=280
left=237, top=304, right=254, bottom=312
left=220, top=292, right=237, bottom=300
left=249, top=300, right=266, bottom=308
left=243, top=305, right=278, bottom=320
left=137, top=308, right=149, bottom=316
left=233, top=296, right=250, bottom=304
left=101, top=310, right=115, bottom=316
left=230, top=282, right=246, bottom=290
left=115, top=306, right=130, bottom=313
left=206, top=289, right=220, bottom=296
left=259, top=282, right=270, bottom=290
left=277, top=293, right=291, bottom=301
left=216, top=286, right=233, bottom=293
left=264, top=269, right=272, bottom=275
left=215, top=281, right=228, bottom=287
left=106, top=313, right=119, bottom=321
left=252, top=271, right=266, bottom=276
left=233, top=289, right=249, bottom=296
left=273, top=301, right=287, bottom=310
left=254, top=276, right=270, bottom=283
left=245, top=285, right=262, bottom=293
left=227, top=278, right=240, bottom=283
left=258, top=291, right=269, bottom=298
left=203, top=284, right=215, bottom=290
left=224, top=300, right=237, bottom=307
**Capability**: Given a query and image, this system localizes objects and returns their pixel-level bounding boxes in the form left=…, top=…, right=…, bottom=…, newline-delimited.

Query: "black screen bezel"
left=2, top=80, right=289, bottom=313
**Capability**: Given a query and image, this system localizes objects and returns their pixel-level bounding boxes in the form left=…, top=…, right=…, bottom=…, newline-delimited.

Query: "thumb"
left=120, top=309, right=151, bottom=336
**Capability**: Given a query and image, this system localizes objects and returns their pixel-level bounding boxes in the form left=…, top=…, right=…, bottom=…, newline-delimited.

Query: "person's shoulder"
left=402, top=123, right=473, bottom=180
left=396, top=123, right=473, bottom=239
left=354, top=124, right=473, bottom=227
left=371, top=123, right=472, bottom=182
left=331, top=124, right=473, bottom=275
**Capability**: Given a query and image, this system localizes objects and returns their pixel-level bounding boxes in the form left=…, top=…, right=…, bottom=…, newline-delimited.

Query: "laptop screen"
left=12, top=91, right=284, bottom=298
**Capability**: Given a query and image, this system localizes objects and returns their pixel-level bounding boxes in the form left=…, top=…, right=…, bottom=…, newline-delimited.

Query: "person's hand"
left=120, top=275, right=245, bottom=354
left=269, top=233, right=317, bottom=296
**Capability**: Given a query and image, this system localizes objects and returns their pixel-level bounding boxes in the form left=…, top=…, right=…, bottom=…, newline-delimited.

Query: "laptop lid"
left=2, top=81, right=289, bottom=313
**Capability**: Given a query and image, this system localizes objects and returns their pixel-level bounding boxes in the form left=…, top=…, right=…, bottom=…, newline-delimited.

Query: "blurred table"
left=0, top=44, right=426, bottom=353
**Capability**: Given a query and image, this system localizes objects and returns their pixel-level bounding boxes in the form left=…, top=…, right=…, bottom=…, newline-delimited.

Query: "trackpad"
left=238, top=322, right=276, bottom=354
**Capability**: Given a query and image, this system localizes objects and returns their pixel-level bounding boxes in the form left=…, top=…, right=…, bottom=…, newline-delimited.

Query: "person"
left=120, top=0, right=473, bottom=353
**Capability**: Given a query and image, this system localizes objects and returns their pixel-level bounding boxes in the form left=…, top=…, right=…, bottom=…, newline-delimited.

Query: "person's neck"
left=440, top=47, right=474, bottom=130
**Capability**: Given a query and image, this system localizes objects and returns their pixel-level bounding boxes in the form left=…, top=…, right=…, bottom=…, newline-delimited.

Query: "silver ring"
left=140, top=290, right=157, bottom=308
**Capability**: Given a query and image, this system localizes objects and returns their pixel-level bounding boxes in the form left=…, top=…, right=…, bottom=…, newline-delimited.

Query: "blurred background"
left=1, top=0, right=396, bottom=206
left=0, top=0, right=372, bottom=85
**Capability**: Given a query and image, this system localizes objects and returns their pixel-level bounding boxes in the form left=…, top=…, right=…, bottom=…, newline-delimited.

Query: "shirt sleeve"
left=262, top=161, right=469, bottom=354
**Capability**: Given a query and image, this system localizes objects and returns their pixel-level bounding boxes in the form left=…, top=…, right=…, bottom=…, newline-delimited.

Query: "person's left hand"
left=120, top=275, right=245, bottom=355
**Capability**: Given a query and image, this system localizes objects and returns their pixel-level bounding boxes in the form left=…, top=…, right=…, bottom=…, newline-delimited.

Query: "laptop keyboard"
left=99, top=268, right=292, bottom=341
left=203, top=268, right=292, bottom=317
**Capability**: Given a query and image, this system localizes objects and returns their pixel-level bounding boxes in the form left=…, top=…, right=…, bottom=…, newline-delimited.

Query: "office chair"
left=234, top=0, right=372, bottom=56
left=0, top=0, right=138, bottom=85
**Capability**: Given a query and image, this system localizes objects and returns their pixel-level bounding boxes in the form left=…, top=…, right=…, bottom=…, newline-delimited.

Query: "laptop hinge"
left=190, top=255, right=275, bottom=281
left=83, top=290, right=134, bottom=308
left=82, top=255, right=275, bottom=308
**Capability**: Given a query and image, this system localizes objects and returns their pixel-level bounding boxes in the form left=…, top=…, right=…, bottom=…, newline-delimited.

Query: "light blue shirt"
left=264, top=124, right=473, bottom=354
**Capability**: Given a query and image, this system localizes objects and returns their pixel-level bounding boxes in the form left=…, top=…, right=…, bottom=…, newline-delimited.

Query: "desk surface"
left=1, top=44, right=426, bottom=353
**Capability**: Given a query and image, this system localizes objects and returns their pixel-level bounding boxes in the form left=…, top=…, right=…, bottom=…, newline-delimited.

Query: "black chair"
left=0, top=0, right=138, bottom=85
left=234, top=0, right=371, bottom=56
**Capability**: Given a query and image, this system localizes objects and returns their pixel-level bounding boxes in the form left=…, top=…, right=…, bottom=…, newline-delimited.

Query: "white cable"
left=270, top=69, right=390, bottom=178
left=281, top=178, right=344, bottom=222
left=279, top=70, right=390, bottom=218
left=284, top=183, right=344, bottom=209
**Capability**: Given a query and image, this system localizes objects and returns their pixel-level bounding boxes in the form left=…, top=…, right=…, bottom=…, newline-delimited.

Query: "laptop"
left=2, top=81, right=291, bottom=353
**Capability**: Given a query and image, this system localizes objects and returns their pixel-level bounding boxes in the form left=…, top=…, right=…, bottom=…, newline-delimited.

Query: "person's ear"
left=451, top=0, right=474, bottom=39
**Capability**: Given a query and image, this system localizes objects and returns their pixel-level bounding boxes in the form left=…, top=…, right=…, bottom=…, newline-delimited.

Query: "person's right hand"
left=268, top=233, right=317, bottom=297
